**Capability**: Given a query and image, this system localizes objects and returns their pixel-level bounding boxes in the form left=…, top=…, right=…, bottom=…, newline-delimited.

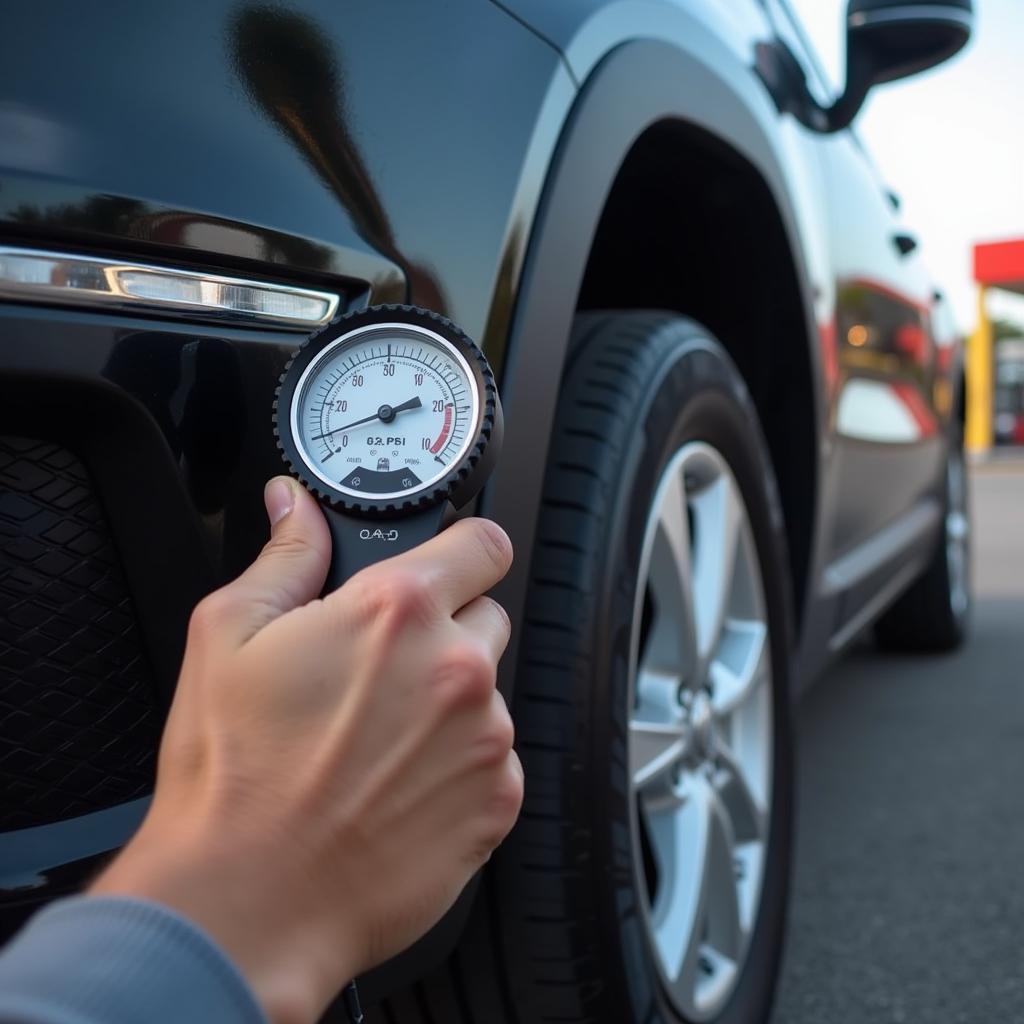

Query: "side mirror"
left=825, top=0, right=973, bottom=131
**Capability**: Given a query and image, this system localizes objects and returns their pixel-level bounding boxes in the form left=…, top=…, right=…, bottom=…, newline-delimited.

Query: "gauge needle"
left=383, top=396, right=423, bottom=420
left=310, top=396, right=422, bottom=441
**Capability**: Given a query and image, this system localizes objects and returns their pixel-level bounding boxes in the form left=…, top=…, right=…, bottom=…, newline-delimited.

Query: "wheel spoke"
left=632, top=667, right=690, bottom=790
left=648, top=777, right=711, bottom=980
left=691, top=472, right=742, bottom=666
left=630, top=719, right=687, bottom=790
left=708, top=618, right=768, bottom=717
left=700, top=789, right=743, bottom=958
left=663, top=783, right=743, bottom=1010
left=712, top=737, right=767, bottom=843
left=645, top=467, right=698, bottom=683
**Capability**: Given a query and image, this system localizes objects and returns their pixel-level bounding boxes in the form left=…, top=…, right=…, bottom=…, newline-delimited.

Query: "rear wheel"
left=380, top=312, right=794, bottom=1024
left=875, top=433, right=970, bottom=652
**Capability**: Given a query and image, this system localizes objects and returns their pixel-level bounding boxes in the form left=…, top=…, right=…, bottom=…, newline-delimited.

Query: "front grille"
left=0, top=437, right=159, bottom=832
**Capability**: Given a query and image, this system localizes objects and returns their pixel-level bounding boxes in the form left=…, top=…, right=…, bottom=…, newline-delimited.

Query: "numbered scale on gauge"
left=299, top=336, right=475, bottom=496
left=275, top=305, right=502, bottom=589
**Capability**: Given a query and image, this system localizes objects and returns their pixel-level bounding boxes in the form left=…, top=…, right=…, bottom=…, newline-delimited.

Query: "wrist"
left=91, top=823, right=357, bottom=1024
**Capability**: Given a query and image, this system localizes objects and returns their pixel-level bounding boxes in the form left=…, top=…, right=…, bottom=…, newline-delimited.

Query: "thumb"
left=207, top=477, right=331, bottom=647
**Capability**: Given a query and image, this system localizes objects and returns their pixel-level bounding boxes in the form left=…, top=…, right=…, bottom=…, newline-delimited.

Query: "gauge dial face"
left=289, top=323, right=480, bottom=501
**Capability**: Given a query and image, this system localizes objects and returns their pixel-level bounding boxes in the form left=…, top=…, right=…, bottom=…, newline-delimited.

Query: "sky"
left=788, top=0, right=1024, bottom=333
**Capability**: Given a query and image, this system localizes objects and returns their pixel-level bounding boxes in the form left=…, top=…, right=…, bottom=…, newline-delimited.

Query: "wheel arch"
left=576, top=118, right=817, bottom=623
left=486, top=37, right=824, bottom=683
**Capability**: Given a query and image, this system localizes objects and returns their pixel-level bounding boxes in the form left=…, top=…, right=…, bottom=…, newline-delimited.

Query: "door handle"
left=893, top=232, right=918, bottom=257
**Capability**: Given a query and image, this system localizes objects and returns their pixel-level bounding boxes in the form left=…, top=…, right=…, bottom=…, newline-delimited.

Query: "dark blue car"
left=0, top=2, right=973, bottom=1020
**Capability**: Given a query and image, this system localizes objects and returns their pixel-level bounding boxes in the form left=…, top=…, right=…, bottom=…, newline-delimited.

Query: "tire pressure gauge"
left=274, top=304, right=502, bottom=589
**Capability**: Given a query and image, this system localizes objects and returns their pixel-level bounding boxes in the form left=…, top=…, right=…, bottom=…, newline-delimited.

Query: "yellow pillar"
left=965, top=284, right=994, bottom=456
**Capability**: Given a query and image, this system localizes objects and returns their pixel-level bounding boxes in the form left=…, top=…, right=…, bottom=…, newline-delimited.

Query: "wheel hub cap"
left=687, top=691, right=714, bottom=762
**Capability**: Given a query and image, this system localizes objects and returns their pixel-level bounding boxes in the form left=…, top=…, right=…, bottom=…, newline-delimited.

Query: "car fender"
left=487, top=13, right=830, bottom=704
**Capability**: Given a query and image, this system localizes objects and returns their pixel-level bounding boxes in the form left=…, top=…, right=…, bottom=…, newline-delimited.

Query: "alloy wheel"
left=945, top=446, right=969, bottom=620
left=628, top=442, right=773, bottom=1021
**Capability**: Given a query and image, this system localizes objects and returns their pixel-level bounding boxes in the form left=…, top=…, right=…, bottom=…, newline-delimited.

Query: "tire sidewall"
left=589, top=337, right=794, bottom=1024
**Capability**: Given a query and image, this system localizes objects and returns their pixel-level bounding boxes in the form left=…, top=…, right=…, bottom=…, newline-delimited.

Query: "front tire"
left=495, top=313, right=793, bottom=1023
left=379, top=312, right=795, bottom=1024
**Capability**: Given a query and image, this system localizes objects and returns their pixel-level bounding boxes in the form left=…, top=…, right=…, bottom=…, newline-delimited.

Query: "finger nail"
left=264, top=478, right=295, bottom=527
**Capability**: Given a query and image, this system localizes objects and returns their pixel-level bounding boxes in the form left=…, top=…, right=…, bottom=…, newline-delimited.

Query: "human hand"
left=91, top=477, right=521, bottom=1024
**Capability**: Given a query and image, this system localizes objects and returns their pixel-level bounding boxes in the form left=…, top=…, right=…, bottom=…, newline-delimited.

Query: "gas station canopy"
left=974, top=239, right=1024, bottom=295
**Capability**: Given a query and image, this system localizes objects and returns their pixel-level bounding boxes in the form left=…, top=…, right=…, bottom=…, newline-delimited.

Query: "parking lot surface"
left=773, top=455, right=1024, bottom=1022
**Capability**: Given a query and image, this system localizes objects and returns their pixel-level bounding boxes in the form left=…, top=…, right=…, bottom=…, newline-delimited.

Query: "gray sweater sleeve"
left=0, top=896, right=267, bottom=1024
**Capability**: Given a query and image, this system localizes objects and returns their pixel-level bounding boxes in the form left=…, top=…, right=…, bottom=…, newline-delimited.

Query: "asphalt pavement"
left=772, top=454, right=1024, bottom=1023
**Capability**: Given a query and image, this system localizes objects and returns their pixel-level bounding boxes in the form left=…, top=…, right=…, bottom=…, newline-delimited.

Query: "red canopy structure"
left=968, top=238, right=1024, bottom=453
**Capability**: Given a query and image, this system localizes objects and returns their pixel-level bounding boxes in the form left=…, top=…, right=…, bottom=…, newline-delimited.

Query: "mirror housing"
left=824, top=0, right=973, bottom=131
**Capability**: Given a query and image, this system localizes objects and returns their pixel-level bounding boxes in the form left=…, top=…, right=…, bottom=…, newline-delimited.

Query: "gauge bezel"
left=275, top=305, right=500, bottom=517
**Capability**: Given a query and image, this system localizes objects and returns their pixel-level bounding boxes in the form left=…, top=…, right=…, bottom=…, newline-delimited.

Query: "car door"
left=773, top=0, right=945, bottom=588
left=820, top=142, right=944, bottom=561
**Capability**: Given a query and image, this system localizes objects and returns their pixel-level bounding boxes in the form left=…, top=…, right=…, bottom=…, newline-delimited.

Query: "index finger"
left=354, top=517, right=513, bottom=616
